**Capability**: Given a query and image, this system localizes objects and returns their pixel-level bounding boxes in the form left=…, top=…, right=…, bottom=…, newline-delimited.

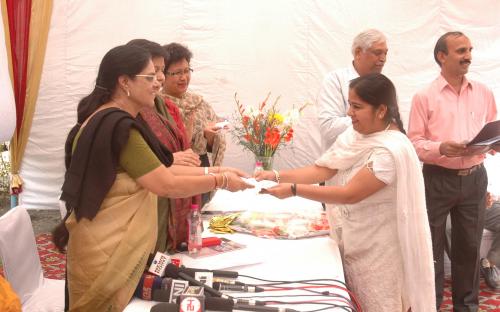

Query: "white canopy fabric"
left=16, top=0, right=500, bottom=209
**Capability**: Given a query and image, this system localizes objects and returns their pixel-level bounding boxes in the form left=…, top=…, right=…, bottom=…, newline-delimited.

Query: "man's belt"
left=423, top=163, right=483, bottom=176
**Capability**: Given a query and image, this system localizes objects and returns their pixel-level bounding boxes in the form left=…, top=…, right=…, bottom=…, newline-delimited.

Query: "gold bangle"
left=272, top=169, right=280, bottom=183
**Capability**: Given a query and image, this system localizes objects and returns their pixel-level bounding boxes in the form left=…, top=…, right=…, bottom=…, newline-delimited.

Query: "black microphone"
left=152, top=298, right=299, bottom=312
left=165, top=263, right=224, bottom=297
left=234, top=304, right=299, bottom=312
left=150, top=302, right=178, bottom=312
left=151, top=278, right=172, bottom=302
left=213, top=277, right=245, bottom=286
left=165, top=264, right=266, bottom=306
left=180, top=265, right=239, bottom=279
left=213, top=282, right=265, bottom=293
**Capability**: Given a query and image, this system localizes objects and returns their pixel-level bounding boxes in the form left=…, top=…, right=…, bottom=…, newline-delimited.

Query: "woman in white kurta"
left=256, top=73, right=435, bottom=311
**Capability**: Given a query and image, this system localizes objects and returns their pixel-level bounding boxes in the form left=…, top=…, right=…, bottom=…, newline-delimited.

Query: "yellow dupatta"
left=66, top=173, right=157, bottom=311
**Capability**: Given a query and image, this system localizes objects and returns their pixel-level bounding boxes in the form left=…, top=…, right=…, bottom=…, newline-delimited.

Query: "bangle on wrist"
left=272, top=169, right=280, bottom=183
left=208, top=173, right=218, bottom=189
left=204, top=167, right=209, bottom=175
left=222, top=172, right=228, bottom=190
left=291, top=183, right=297, bottom=196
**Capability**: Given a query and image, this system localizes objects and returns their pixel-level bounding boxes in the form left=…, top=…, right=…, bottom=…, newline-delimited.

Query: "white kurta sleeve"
left=367, top=147, right=396, bottom=185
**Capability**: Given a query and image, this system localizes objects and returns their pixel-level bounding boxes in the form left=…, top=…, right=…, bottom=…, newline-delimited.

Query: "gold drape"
left=6, top=0, right=53, bottom=192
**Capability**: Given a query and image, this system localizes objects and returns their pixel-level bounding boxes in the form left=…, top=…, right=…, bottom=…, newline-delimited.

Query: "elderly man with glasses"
left=316, top=28, right=388, bottom=151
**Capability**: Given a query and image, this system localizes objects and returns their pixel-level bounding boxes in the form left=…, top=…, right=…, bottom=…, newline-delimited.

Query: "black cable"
left=239, top=275, right=348, bottom=288
left=232, top=289, right=356, bottom=311
left=232, top=294, right=338, bottom=299
left=267, top=300, right=354, bottom=312
left=238, top=275, right=358, bottom=310
left=303, top=306, right=348, bottom=312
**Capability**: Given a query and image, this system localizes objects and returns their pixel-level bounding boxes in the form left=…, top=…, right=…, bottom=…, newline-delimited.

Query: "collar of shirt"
left=437, top=73, right=472, bottom=94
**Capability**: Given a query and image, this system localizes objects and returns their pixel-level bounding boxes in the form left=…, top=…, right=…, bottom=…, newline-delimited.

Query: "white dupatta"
left=317, top=126, right=436, bottom=311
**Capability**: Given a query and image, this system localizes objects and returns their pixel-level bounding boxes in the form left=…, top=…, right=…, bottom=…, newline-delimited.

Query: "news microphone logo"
left=194, top=271, right=213, bottom=287
left=169, top=280, right=189, bottom=303
left=179, top=286, right=205, bottom=312
left=148, top=252, right=170, bottom=277
left=180, top=297, right=202, bottom=312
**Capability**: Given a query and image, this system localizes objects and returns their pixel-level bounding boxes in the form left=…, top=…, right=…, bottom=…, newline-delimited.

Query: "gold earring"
left=126, top=89, right=130, bottom=97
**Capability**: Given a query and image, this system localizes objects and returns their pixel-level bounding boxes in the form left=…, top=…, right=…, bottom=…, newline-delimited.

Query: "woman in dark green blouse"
left=55, top=45, right=252, bottom=311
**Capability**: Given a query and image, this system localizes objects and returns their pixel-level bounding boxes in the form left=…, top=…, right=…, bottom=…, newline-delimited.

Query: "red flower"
left=242, top=116, right=250, bottom=127
left=285, top=129, right=293, bottom=142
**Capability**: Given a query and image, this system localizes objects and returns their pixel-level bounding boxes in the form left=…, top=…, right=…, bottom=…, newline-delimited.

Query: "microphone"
left=150, top=302, right=178, bottom=312
left=165, top=263, right=224, bottom=298
left=180, top=265, right=239, bottom=279
left=148, top=251, right=170, bottom=277
left=213, top=282, right=265, bottom=293
left=152, top=298, right=299, bottom=312
left=234, top=304, right=299, bottom=312
left=213, top=277, right=245, bottom=285
left=165, top=264, right=266, bottom=306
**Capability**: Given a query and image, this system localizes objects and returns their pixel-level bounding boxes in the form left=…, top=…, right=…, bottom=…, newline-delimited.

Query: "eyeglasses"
left=135, top=74, right=157, bottom=82
left=165, top=68, right=193, bottom=78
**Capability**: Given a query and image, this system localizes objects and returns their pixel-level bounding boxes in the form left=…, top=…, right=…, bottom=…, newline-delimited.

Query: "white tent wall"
left=18, top=0, right=500, bottom=209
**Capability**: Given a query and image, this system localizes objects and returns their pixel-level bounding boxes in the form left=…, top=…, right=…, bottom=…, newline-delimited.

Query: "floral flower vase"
left=255, top=155, right=274, bottom=171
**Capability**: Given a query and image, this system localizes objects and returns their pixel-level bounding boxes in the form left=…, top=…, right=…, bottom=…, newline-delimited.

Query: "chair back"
left=0, top=206, right=44, bottom=303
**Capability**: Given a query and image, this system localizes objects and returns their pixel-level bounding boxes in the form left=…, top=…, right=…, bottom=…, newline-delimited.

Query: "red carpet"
left=2, top=233, right=500, bottom=310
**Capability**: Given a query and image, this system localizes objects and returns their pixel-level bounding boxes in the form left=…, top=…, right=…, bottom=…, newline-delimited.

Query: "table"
left=125, top=187, right=351, bottom=311
left=125, top=232, right=350, bottom=311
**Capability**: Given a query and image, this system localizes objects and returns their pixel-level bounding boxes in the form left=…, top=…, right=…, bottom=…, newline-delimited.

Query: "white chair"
left=0, top=206, right=64, bottom=311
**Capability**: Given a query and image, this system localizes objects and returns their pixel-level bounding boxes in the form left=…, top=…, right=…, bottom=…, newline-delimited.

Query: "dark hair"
left=76, top=45, right=152, bottom=123
left=163, top=42, right=192, bottom=71
left=349, top=73, right=406, bottom=134
left=54, top=45, right=152, bottom=252
left=433, top=31, right=465, bottom=66
left=127, top=39, right=167, bottom=58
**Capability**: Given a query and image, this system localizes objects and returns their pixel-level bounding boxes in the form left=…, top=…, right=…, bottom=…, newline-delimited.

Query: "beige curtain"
left=6, top=0, right=53, bottom=193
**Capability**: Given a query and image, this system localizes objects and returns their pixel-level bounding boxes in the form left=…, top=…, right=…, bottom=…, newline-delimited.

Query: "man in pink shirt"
left=408, top=31, right=498, bottom=311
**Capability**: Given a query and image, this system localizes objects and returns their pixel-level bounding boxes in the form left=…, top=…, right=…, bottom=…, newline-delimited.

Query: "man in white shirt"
left=317, top=29, right=388, bottom=151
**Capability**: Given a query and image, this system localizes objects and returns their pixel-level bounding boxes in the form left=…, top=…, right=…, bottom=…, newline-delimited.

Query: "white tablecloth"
left=125, top=190, right=348, bottom=311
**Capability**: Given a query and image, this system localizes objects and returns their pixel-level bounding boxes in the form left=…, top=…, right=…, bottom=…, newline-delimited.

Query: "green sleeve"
left=120, top=129, right=162, bottom=178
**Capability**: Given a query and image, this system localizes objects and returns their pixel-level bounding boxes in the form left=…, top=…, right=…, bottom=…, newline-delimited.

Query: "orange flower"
left=264, top=127, right=281, bottom=148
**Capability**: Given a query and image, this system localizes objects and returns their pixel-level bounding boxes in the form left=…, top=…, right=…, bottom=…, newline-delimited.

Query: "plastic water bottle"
left=254, top=161, right=264, bottom=175
left=188, top=204, right=203, bottom=254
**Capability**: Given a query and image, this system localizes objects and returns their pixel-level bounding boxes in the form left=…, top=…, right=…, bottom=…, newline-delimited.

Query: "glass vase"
left=254, top=155, right=274, bottom=171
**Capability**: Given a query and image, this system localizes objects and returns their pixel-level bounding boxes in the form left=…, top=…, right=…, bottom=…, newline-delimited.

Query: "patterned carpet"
left=2, top=233, right=500, bottom=310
